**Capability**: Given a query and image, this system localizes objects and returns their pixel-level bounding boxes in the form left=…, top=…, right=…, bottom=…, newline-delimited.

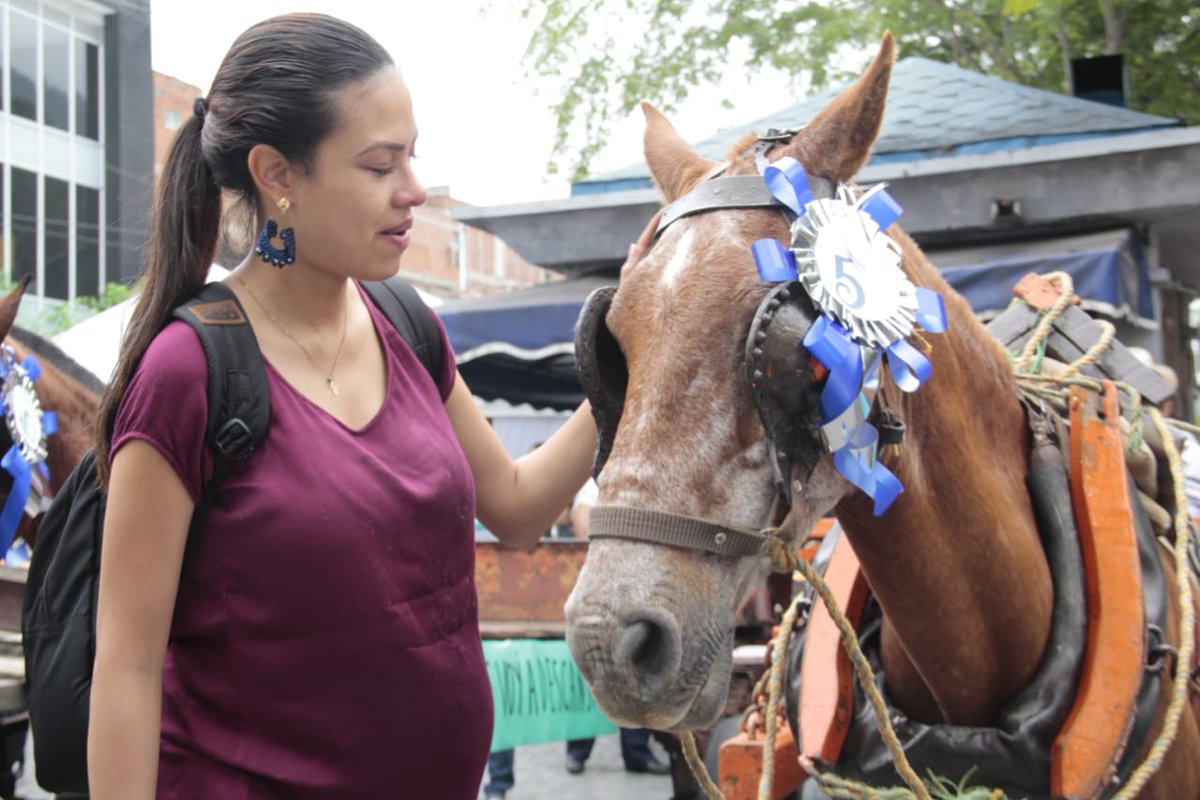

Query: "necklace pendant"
left=327, top=376, right=339, bottom=397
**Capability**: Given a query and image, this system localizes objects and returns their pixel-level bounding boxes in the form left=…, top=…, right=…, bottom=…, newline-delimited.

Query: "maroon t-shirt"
left=111, top=288, right=492, bottom=798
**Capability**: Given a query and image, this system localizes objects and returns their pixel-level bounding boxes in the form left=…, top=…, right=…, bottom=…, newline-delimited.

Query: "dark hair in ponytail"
left=95, top=13, right=393, bottom=484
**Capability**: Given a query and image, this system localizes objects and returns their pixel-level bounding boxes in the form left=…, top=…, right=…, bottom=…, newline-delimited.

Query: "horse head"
left=565, top=36, right=899, bottom=731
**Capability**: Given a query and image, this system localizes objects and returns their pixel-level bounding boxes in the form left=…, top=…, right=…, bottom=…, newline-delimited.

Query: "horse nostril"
left=615, top=614, right=682, bottom=698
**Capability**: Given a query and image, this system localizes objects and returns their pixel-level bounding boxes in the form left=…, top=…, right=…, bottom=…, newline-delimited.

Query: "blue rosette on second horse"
left=0, top=344, right=56, bottom=553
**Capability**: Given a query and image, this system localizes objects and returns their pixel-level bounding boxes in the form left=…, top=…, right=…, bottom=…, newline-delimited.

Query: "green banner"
left=483, top=638, right=617, bottom=751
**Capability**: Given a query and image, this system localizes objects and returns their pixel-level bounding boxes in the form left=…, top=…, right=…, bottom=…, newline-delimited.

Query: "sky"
left=148, top=0, right=798, bottom=208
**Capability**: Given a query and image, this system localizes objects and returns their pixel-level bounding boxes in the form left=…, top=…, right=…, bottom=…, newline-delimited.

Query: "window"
left=11, top=169, right=38, bottom=281
left=76, top=186, right=100, bottom=299
left=44, top=25, right=70, bottom=132
left=44, top=177, right=69, bottom=300
left=75, top=40, right=99, bottom=140
left=0, top=13, right=6, bottom=113
left=163, top=108, right=180, bottom=131
left=0, top=164, right=5, bottom=274
left=10, top=13, right=37, bottom=122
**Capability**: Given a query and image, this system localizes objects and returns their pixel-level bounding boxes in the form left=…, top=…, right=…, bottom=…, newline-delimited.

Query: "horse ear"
left=642, top=100, right=718, bottom=203
left=0, top=275, right=32, bottom=341
left=784, top=31, right=895, bottom=182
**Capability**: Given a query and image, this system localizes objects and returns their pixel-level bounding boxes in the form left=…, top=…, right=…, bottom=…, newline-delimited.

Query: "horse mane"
left=725, top=132, right=760, bottom=162
left=10, top=325, right=107, bottom=396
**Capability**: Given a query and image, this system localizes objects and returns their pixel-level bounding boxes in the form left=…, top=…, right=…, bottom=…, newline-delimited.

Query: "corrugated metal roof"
left=581, top=56, right=1177, bottom=186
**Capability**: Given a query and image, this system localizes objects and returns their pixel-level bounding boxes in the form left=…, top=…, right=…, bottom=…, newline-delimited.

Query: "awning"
left=438, top=277, right=613, bottom=410
left=928, top=228, right=1155, bottom=328
left=439, top=229, right=1158, bottom=409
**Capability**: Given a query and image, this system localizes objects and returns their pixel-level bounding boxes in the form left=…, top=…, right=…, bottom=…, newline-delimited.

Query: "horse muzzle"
left=565, top=544, right=736, bottom=730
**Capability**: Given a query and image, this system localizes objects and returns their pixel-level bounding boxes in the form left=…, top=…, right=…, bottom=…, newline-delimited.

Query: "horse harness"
left=578, top=131, right=848, bottom=559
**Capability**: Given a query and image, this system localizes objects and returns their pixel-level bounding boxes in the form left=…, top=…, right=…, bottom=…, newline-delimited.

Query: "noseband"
left=576, top=133, right=835, bottom=560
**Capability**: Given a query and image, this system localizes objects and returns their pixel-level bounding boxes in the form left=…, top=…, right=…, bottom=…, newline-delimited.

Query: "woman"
left=87, top=14, right=651, bottom=798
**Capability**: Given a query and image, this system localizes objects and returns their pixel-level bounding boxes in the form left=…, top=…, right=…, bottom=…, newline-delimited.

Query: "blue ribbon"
left=21, top=355, right=41, bottom=381
left=803, top=315, right=902, bottom=515
left=803, top=316, right=864, bottom=423
left=753, top=239, right=798, bottom=282
left=860, top=188, right=903, bottom=231
left=833, top=440, right=904, bottom=515
left=886, top=338, right=933, bottom=393
left=763, top=157, right=813, bottom=217
left=5, top=539, right=30, bottom=567
left=0, top=445, right=30, bottom=554
left=915, top=287, right=947, bottom=333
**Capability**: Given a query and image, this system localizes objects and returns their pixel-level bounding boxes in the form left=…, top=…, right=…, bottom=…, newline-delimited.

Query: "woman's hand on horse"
left=622, top=210, right=664, bottom=274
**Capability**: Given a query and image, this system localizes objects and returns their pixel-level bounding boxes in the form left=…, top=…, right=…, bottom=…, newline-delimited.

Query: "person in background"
left=1158, top=364, right=1200, bottom=519
left=1129, top=347, right=1200, bottom=517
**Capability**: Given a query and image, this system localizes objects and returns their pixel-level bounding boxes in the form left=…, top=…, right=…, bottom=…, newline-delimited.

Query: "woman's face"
left=284, top=68, right=427, bottom=282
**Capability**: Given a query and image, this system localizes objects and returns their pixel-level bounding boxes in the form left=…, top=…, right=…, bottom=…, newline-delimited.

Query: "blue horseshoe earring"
left=255, top=197, right=296, bottom=268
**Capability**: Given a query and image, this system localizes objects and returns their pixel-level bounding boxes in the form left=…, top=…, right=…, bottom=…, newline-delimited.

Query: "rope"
left=1169, top=418, right=1200, bottom=437
left=1112, top=407, right=1197, bottom=798
left=1013, top=272, right=1075, bottom=373
left=757, top=591, right=806, bottom=799
left=681, top=730, right=726, bottom=800
left=793, top=557, right=933, bottom=800
left=1060, top=319, right=1116, bottom=378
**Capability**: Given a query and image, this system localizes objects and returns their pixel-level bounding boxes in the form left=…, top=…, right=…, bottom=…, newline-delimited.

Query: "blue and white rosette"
left=0, top=344, right=55, bottom=554
left=751, top=157, right=948, bottom=515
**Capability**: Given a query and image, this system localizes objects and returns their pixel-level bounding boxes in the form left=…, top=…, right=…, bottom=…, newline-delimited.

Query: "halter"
left=580, top=131, right=837, bottom=561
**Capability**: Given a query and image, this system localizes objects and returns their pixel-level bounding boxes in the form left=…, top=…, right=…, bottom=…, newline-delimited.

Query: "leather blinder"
left=575, top=287, right=628, bottom=478
left=745, top=282, right=824, bottom=505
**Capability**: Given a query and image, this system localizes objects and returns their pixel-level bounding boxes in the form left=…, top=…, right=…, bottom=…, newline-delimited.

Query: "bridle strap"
left=589, top=504, right=771, bottom=557
left=655, top=176, right=779, bottom=238
left=655, top=174, right=836, bottom=239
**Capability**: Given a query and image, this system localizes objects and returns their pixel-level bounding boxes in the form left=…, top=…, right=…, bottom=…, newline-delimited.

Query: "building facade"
left=152, top=70, right=195, bottom=178
left=403, top=188, right=550, bottom=299
left=0, top=0, right=153, bottom=306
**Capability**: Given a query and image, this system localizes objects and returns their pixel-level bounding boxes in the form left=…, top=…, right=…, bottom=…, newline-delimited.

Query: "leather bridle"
left=577, top=133, right=839, bottom=560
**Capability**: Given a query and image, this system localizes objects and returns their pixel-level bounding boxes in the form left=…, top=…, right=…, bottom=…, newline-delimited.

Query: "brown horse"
left=0, top=277, right=104, bottom=550
left=564, top=35, right=1199, bottom=797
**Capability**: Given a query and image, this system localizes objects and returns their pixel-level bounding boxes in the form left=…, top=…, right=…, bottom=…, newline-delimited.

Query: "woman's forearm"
left=87, top=652, right=165, bottom=797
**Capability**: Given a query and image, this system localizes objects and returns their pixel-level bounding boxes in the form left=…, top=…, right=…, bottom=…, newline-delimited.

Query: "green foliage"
left=78, top=281, right=134, bottom=313
left=516, top=0, right=1199, bottom=179
left=1, top=280, right=136, bottom=338
left=926, top=767, right=1013, bottom=799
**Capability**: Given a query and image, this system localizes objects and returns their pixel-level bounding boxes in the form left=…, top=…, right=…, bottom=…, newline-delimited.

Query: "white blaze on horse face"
left=602, top=373, right=776, bottom=528
left=659, top=227, right=696, bottom=289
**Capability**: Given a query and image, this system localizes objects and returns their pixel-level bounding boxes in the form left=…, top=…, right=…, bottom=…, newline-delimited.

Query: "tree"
left=518, top=0, right=1200, bottom=180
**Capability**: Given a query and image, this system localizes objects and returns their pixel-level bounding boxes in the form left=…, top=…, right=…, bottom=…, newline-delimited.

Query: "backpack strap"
left=360, top=277, right=445, bottom=385
left=173, top=282, right=270, bottom=538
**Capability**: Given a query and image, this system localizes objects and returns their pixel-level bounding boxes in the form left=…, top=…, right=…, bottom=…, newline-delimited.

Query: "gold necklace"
left=234, top=275, right=349, bottom=396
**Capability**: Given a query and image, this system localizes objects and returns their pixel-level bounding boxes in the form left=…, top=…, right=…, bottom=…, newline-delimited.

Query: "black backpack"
left=20, top=277, right=442, bottom=795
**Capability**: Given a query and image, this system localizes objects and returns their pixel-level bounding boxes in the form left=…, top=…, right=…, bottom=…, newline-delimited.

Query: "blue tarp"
left=439, top=277, right=612, bottom=410
left=439, top=229, right=1154, bottom=409
left=928, top=228, right=1154, bottom=326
